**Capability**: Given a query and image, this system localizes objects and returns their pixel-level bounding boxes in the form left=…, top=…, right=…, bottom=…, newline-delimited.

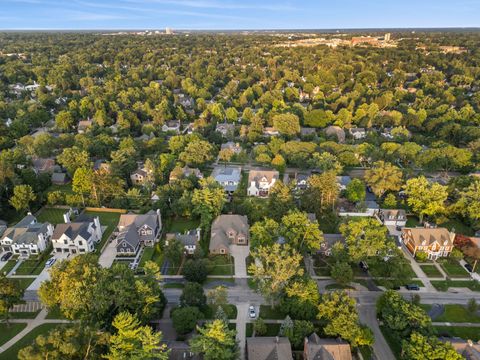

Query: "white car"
left=249, top=305, right=256, bottom=318
left=45, top=258, right=56, bottom=268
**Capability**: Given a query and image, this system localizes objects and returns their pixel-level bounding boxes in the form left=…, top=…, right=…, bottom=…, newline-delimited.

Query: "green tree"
left=172, top=307, right=203, bottom=335
left=218, top=148, right=234, bottom=166
left=192, top=177, right=226, bottom=230
left=180, top=282, right=206, bottom=309
left=9, top=184, right=36, bottom=212
left=207, top=286, right=228, bottom=308
left=340, top=218, right=391, bottom=262
left=189, top=320, right=238, bottom=360
left=290, top=320, right=315, bottom=349
left=253, top=318, right=267, bottom=336
left=164, top=239, right=184, bottom=267
left=18, top=324, right=108, bottom=360
left=455, top=181, right=480, bottom=222
left=402, top=332, right=463, bottom=360
left=267, top=181, right=295, bottom=221
left=281, top=278, right=319, bottom=320
left=280, top=211, right=324, bottom=254
left=368, top=252, right=413, bottom=289
left=304, top=171, right=339, bottom=214
left=404, top=176, right=448, bottom=222
left=249, top=218, right=280, bottom=249
left=0, top=276, right=24, bottom=325
left=383, top=193, right=397, bottom=208
left=57, top=146, right=90, bottom=176
left=179, top=140, right=215, bottom=167
left=365, top=161, right=403, bottom=197
left=105, top=311, right=169, bottom=360
left=279, top=315, right=294, bottom=338
left=182, top=259, right=208, bottom=283
left=272, top=113, right=300, bottom=136
left=248, top=244, right=303, bottom=305
left=331, top=261, right=353, bottom=287
left=345, top=178, right=366, bottom=203
left=55, top=110, right=75, bottom=131
left=317, top=291, right=373, bottom=346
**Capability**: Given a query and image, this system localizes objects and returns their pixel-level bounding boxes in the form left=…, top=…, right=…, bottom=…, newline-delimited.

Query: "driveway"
left=229, top=245, right=250, bottom=278
left=236, top=303, right=249, bottom=360
left=98, top=241, right=117, bottom=268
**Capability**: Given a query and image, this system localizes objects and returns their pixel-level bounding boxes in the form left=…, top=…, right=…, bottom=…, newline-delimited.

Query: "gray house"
left=211, top=166, right=242, bottom=194
left=246, top=337, right=293, bottom=360
left=116, top=210, right=162, bottom=256
left=210, top=215, right=249, bottom=255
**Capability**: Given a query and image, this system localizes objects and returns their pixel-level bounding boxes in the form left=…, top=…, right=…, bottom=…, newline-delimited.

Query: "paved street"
left=358, top=304, right=395, bottom=360
left=236, top=303, right=248, bottom=360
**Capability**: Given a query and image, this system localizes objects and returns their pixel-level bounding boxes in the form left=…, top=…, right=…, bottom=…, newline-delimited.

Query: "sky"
left=1, top=0, right=479, bottom=30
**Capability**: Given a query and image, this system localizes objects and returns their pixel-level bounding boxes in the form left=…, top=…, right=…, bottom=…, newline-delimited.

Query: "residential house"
left=52, top=214, right=102, bottom=255
left=336, top=176, right=352, bottom=191
left=210, top=215, right=249, bottom=254
left=165, top=228, right=200, bottom=255
left=176, top=94, right=194, bottom=109
left=215, top=123, right=235, bottom=137
left=263, top=127, right=280, bottom=137
left=379, top=209, right=407, bottom=227
left=116, top=210, right=162, bottom=255
left=294, top=173, right=311, bottom=191
left=300, top=127, right=317, bottom=137
left=304, top=333, right=352, bottom=360
left=0, top=215, right=54, bottom=258
left=167, top=341, right=200, bottom=360
left=78, top=119, right=93, bottom=134
left=93, top=159, right=110, bottom=173
left=32, top=158, right=55, bottom=174
left=246, top=337, right=293, bottom=360
left=247, top=169, right=279, bottom=197
left=169, top=166, right=203, bottom=183
left=162, top=120, right=181, bottom=133
left=51, top=172, right=69, bottom=185
left=440, top=338, right=480, bottom=360
left=402, top=227, right=454, bottom=260
left=211, top=166, right=242, bottom=194
left=381, top=127, right=394, bottom=139
left=130, top=164, right=153, bottom=186
left=325, top=126, right=346, bottom=143
left=318, top=234, right=346, bottom=256
left=220, top=141, right=242, bottom=155
left=349, top=127, right=367, bottom=140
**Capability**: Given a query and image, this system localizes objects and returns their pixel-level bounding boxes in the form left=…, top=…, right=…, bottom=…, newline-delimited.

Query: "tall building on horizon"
left=166, top=27, right=174, bottom=35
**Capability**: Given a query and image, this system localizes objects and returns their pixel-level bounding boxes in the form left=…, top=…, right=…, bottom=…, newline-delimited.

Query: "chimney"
left=275, top=336, right=279, bottom=343
left=94, top=216, right=102, bottom=239
left=468, top=339, right=473, bottom=347
left=63, top=212, right=70, bottom=224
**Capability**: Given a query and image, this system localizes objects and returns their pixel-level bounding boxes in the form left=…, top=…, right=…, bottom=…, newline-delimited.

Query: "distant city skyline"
left=1, top=0, right=480, bottom=30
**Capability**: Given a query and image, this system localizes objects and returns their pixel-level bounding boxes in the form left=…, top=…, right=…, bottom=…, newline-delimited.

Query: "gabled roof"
left=247, top=337, right=293, bottom=360
left=32, top=158, right=55, bottom=173
left=117, top=211, right=160, bottom=248
left=402, top=227, right=454, bottom=247
left=210, top=215, right=249, bottom=251
left=305, top=334, right=352, bottom=360
left=1, top=215, right=49, bottom=245
left=52, top=220, right=95, bottom=241
left=248, top=169, right=279, bottom=187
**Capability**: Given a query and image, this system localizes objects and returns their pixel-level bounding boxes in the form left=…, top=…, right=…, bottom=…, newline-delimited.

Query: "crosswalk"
left=10, top=301, right=43, bottom=313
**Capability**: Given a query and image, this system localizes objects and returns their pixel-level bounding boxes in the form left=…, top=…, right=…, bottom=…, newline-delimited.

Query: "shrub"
left=172, top=306, right=202, bottom=335
left=183, top=259, right=208, bottom=283
left=415, top=251, right=428, bottom=262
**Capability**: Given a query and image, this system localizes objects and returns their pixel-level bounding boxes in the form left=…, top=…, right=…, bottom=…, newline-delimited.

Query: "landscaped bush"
left=172, top=306, right=202, bottom=335
left=415, top=251, right=428, bottom=262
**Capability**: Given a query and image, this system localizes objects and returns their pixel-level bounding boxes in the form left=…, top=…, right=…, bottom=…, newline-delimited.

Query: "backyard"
left=36, top=207, right=68, bottom=225
left=166, top=217, right=200, bottom=233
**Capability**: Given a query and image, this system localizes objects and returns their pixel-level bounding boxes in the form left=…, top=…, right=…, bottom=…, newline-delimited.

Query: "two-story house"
left=247, top=169, right=279, bottom=197
left=52, top=214, right=102, bottom=255
left=165, top=228, right=201, bottom=255
left=379, top=209, right=407, bottom=227
left=162, top=120, right=181, bottom=133
left=169, top=166, right=203, bottom=183
left=215, top=123, right=235, bottom=138
left=304, top=333, right=352, bottom=360
left=116, top=210, right=162, bottom=256
left=130, top=164, right=153, bottom=186
left=211, top=166, right=242, bottom=194
left=210, top=215, right=249, bottom=254
left=402, top=227, right=454, bottom=260
left=349, top=127, right=367, bottom=140
left=0, top=215, right=54, bottom=258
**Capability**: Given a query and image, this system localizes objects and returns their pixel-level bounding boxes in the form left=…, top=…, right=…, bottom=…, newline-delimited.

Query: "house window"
left=64, top=240, right=68, bottom=244
left=78, top=241, right=83, bottom=246
left=80, top=249, right=85, bottom=253
left=120, top=248, right=124, bottom=253
left=147, top=230, right=152, bottom=235
left=220, top=248, right=225, bottom=254
left=123, top=243, right=127, bottom=247
left=31, top=250, right=37, bottom=254
left=238, top=237, right=245, bottom=244
left=56, top=248, right=62, bottom=252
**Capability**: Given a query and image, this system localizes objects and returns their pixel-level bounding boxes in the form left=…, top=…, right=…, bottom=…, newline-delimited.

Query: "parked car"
left=249, top=305, right=256, bottom=318
left=464, top=263, right=473, bottom=273
left=405, top=284, right=420, bottom=291
left=1, top=252, right=12, bottom=262
left=45, top=258, right=56, bottom=268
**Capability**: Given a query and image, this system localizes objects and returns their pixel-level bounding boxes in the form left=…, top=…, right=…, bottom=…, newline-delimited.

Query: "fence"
left=84, top=207, right=128, bottom=214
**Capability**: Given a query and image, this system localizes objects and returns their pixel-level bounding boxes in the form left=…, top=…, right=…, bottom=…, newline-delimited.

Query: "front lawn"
left=203, top=304, right=237, bottom=319
left=45, top=306, right=68, bottom=320
left=207, top=256, right=234, bottom=276
left=0, top=323, right=27, bottom=346
left=10, top=278, right=35, bottom=291
left=419, top=265, right=443, bottom=278
left=36, top=207, right=68, bottom=225
left=9, top=310, right=41, bottom=319
left=15, top=258, right=46, bottom=275
left=439, top=260, right=469, bottom=278
left=1, top=260, right=17, bottom=275
left=138, top=246, right=155, bottom=269
left=434, top=304, right=480, bottom=323
left=163, top=282, right=184, bottom=289
left=434, top=326, right=480, bottom=341
left=264, top=324, right=281, bottom=336
left=259, top=305, right=285, bottom=320
left=0, top=323, right=63, bottom=360
left=84, top=211, right=121, bottom=250
left=431, top=280, right=480, bottom=292
left=380, top=325, right=401, bottom=359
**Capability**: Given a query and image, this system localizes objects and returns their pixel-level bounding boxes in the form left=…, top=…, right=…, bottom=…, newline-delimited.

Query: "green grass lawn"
left=36, top=207, right=68, bottom=225
left=84, top=211, right=121, bottom=251
left=10, top=278, right=35, bottom=291
left=0, top=323, right=27, bottom=347
left=138, top=246, right=155, bottom=269
left=1, top=260, right=17, bottom=275
left=420, top=265, right=443, bottom=278
left=45, top=306, right=68, bottom=320
left=207, top=256, right=234, bottom=276
left=434, top=304, right=480, bottom=323
left=46, top=184, right=74, bottom=195
left=204, top=277, right=235, bottom=285
left=439, top=260, right=469, bottom=278
left=359, top=346, right=373, bottom=360
left=380, top=325, right=400, bottom=359
left=9, top=310, right=41, bottom=319
left=264, top=324, right=281, bottom=336
left=419, top=304, right=432, bottom=313
left=247, top=278, right=257, bottom=290
left=325, top=283, right=355, bottom=290
left=438, top=219, right=474, bottom=236
left=431, top=280, right=480, bottom=292
left=259, top=305, right=285, bottom=320
left=167, top=217, right=200, bottom=233
left=14, top=258, right=46, bottom=275
left=246, top=323, right=253, bottom=337
left=406, top=216, right=420, bottom=228
left=434, top=326, right=480, bottom=341
left=203, top=304, right=237, bottom=319
left=163, top=282, right=184, bottom=289
left=0, top=323, right=62, bottom=360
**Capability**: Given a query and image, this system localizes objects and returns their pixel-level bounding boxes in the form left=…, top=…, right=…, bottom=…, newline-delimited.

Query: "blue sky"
left=1, top=0, right=479, bottom=30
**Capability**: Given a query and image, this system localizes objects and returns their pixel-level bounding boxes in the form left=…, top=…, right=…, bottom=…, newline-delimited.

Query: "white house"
left=51, top=213, right=103, bottom=255
left=0, top=215, right=53, bottom=258
left=247, top=169, right=279, bottom=197
left=211, top=166, right=242, bottom=194
left=162, top=120, right=181, bottom=133
left=165, top=228, right=201, bottom=255
left=349, top=128, right=367, bottom=140
left=379, top=209, right=407, bottom=227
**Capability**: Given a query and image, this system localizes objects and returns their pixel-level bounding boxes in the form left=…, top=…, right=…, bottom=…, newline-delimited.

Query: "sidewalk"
left=400, top=245, right=436, bottom=292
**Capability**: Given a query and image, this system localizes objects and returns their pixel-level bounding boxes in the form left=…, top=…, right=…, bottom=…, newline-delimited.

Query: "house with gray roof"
left=166, top=228, right=200, bottom=255
left=32, top=158, right=55, bottom=174
left=318, top=234, right=346, bottom=256
left=220, top=141, right=242, bottom=155
left=440, top=338, right=480, bottom=360
left=210, top=215, right=249, bottom=255
left=52, top=214, right=102, bottom=255
left=246, top=337, right=293, bottom=360
left=0, top=215, right=54, bottom=258
left=116, top=210, right=162, bottom=256
left=247, top=169, right=279, bottom=197
left=304, top=333, right=352, bottom=360
left=215, top=123, right=235, bottom=137
left=212, top=166, right=242, bottom=194
left=51, top=172, right=69, bottom=185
